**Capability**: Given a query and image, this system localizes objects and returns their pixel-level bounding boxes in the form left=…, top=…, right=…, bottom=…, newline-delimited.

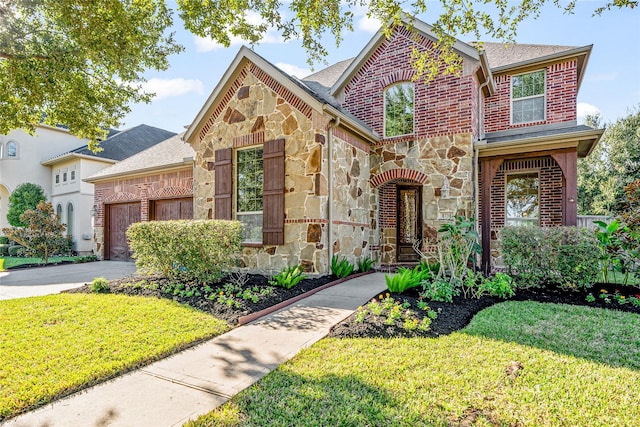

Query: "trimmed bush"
left=127, top=220, right=242, bottom=283
left=90, top=277, right=110, bottom=293
left=0, top=244, right=9, bottom=257
left=502, top=226, right=599, bottom=290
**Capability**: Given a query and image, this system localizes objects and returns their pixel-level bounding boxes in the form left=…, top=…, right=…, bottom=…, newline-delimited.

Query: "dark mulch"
left=328, top=282, right=640, bottom=339
left=67, top=273, right=338, bottom=325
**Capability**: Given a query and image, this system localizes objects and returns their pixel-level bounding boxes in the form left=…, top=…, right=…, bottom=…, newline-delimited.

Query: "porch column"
left=480, top=157, right=503, bottom=274
left=551, top=150, right=578, bottom=226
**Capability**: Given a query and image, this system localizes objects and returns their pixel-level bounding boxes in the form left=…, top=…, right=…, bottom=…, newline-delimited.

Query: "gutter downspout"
left=475, top=80, right=490, bottom=268
left=327, top=116, right=340, bottom=274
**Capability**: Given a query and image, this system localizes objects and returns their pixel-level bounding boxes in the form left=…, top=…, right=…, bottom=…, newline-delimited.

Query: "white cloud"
left=357, top=15, right=382, bottom=33
left=141, top=78, right=204, bottom=100
left=275, top=62, right=312, bottom=78
left=577, top=102, right=601, bottom=121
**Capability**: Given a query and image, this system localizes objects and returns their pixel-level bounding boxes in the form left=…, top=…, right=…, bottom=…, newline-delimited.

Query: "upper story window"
left=70, top=170, right=76, bottom=181
left=506, top=172, right=539, bottom=227
left=6, top=141, right=17, bottom=158
left=236, top=147, right=264, bottom=243
left=384, top=82, right=414, bottom=137
left=63, top=171, right=68, bottom=183
left=511, top=70, right=545, bottom=124
left=55, top=174, right=60, bottom=184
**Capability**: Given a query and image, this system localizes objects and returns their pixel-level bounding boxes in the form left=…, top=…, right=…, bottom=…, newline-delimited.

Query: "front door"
left=396, top=186, right=422, bottom=262
left=107, top=202, right=141, bottom=261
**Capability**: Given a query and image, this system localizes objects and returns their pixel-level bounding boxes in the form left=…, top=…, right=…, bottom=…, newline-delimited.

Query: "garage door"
left=151, top=198, right=193, bottom=220
left=107, top=202, right=141, bottom=261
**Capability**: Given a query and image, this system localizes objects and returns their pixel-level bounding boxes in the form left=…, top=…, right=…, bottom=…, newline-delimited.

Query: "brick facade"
left=92, top=169, right=193, bottom=258
left=484, top=60, right=578, bottom=133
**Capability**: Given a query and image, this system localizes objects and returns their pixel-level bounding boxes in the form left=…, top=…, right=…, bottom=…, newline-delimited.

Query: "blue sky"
left=121, top=1, right=640, bottom=133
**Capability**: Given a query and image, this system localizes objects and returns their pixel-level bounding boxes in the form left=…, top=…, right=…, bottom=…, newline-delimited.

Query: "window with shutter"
left=262, top=139, right=285, bottom=245
left=214, top=148, right=233, bottom=220
left=236, top=146, right=264, bottom=243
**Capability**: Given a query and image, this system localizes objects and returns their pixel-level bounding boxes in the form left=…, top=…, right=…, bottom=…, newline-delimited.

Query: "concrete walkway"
left=3, top=273, right=387, bottom=427
left=0, top=261, right=138, bottom=300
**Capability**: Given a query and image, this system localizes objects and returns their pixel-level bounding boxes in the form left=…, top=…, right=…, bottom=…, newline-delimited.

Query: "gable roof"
left=303, top=58, right=354, bottom=87
left=184, top=46, right=379, bottom=145
left=85, top=133, right=193, bottom=182
left=42, top=124, right=177, bottom=166
left=330, top=16, right=483, bottom=96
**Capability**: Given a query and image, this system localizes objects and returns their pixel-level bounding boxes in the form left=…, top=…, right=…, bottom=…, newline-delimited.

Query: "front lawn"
left=187, top=301, right=640, bottom=426
left=0, top=255, right=89, bottom=270
left=0, top=294, right=229, bottom=420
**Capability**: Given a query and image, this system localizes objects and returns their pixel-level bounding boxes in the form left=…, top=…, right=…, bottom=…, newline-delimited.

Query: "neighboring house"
left=184, top=17, right=602, bottom=274
left=86, top=133, right=194, bottom=261
left=41, top=124, right=176, bottom=254
left=0, top=125, right=89, bottom=231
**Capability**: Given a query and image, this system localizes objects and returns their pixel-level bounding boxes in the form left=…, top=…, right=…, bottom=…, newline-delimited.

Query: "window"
left=511, top=70, right=545, bottom=124
left=55, top=174, right=60, bottom=184
left=63, top=172, right=67, bottom=182
left=56, top=204, right=63, bottom=223
left=0, top=143, right=3, bottom=158
left=66, top=203, right=74, bottom=237
left=70, top=170, right=76, bottom=181
left=384, top=82, right=414, bottom=137
left=506, top=172, right=539, bottom=226
left=236, top=147, right=264, bottom=242
left=6, top=141, right=17, bottom=158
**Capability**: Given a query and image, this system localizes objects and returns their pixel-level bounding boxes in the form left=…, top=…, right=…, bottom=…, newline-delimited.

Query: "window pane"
left=237, top=147, right=263, bottom=241
left=513, top=96, right=544, bottom=124
left=7, top=142, right=17, bottom=157
left=512, top=71, right=545, bottom=99
left=506, top=173, right=539, bottom=226
left=385, top=83, right=414, bottom=137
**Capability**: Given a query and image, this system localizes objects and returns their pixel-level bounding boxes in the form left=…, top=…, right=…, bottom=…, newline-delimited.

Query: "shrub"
left=8, top=245, right=24, bottom=257
left=0, top=244, right=9, bottom=257
left=479, top=272, right=516, bottom=299
left=2, top=201, right=69, bottom=263
left=269, top=265, right=306, bottom=289
left=385, top=265, right=431, bottom=293
left=357, top=256, right=374, bottom=272
left=331, top=255, right=354, bottom=278
left=7, top=183, right=47, bottom=227
left=0, top=236, right=9, bottom=244
left=502, top=226, right=599, bottom=290
left=90, top=277, right=110, bottom=293
left=420, top=278, right=457, bottom=303
left=127, top=220, right=242, bottom=283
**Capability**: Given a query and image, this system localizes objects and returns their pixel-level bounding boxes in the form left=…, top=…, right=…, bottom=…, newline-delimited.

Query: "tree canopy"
left=6, top=183, right=47, bottom=227
left=1, top=0, right=636, bottom=146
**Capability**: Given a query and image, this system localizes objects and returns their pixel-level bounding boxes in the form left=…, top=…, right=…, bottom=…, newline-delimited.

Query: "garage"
left=151, top=197, right=193, bottom=220
left=106, top=202, right=141, bottom=261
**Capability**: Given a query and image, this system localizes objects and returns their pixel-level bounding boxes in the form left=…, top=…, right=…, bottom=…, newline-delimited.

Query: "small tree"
left=2, top=201, right=69, bottom=263
left=7, top=183, right=47, bottom=227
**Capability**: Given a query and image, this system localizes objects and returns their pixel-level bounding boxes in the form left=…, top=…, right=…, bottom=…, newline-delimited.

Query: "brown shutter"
left=263, top=139, right=285, bottom=245
left=214, top=148, right=233, bottom=220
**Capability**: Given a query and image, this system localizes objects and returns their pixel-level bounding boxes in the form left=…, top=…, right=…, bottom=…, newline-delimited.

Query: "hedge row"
left=126, top=220, right=242, bottom=283
left=502, top=226, right=600, bottom=290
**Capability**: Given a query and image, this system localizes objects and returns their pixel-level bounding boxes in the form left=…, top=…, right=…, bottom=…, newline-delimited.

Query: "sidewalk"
left=3, top=273, right=387, bottom=427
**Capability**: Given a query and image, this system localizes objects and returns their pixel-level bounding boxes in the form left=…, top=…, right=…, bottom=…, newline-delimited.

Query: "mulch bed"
left=328, top=282, right=640, bottom=339
left=67, top=273, right=338, bottom=325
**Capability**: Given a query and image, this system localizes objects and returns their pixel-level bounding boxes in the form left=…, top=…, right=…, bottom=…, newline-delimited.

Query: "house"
left=184, top=17, right=603, bottom=274
left=0, top=125, right=89, bottom=231
left=86, top=133, right=194, bottom=261
left=0, top=124, right=175, bottom=255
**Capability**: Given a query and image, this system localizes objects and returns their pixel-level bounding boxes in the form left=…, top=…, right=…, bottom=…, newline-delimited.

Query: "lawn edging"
left=238, top=271, right=373, bottom=325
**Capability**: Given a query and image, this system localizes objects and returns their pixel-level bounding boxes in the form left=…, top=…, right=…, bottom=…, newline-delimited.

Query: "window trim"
left=510, top=69, right=546, bottom=125
left=6, top=141, right=18, bottom=158
left=383, top=82, right=415, bottom=138
left=235, top=145, right=264, bottom=244
left=504, top=170, right=541, bottom=227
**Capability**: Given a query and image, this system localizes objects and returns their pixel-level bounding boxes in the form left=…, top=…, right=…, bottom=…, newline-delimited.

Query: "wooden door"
left=151, top=198, right=193, bottom=220
left=396, top=186, right=422, bottom=262
left=107, top=203, right=141, bottom=261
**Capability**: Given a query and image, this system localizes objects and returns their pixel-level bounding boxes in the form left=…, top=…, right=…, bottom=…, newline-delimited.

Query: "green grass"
left=0, top=294, right=229, bottom=420
left=0, top=256, right=82, bottom=270
left=187, top=302, right=640, bottom=427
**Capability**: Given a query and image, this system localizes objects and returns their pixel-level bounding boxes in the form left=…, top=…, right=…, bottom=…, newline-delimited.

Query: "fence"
left=577, top=215, right=610, bottom=230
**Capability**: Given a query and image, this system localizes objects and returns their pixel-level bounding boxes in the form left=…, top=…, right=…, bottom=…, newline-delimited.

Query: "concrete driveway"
left=0, top=261, right=138, bottom=300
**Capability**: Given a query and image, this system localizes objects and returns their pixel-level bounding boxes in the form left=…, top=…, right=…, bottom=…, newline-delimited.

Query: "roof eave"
left=475, top=128, right=604, bottom=158
left=490, top=45, right=593, bottom=76
left=84, top=161, right=192, bottom=184
left=323, top=105, right=380, bottom=143
left=41, top=153, right=117, bottom=166
left=184, top=46, right=325, bottom=144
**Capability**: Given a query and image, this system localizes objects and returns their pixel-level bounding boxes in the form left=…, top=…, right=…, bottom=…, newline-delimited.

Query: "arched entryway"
left=0, top=184, right=10, bottom=230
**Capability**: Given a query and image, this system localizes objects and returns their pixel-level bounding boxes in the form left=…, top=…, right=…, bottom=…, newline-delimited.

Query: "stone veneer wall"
left=92, top=169, right=193, bottom=259
left=371, top=133, right=475, bottom=264
left=193, top=64, right=335, bottom=273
